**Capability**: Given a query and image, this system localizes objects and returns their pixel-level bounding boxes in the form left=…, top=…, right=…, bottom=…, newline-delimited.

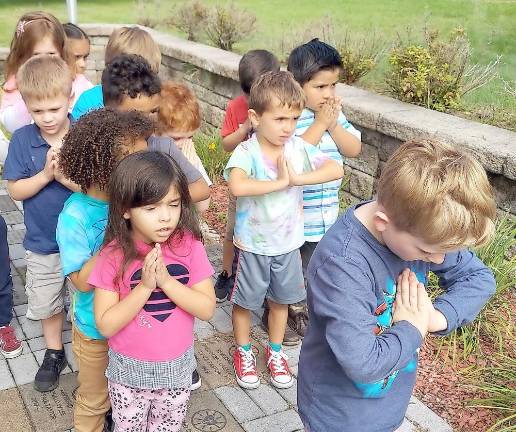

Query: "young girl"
left=0, top=12, right=88, bottom=133
left=158, top=81, right=212, bottom=212
left=63, top=22, right=94, bottom=104
left=89, top=151, right=215, bottom=431
left=56, top=108, right=153, bottom=432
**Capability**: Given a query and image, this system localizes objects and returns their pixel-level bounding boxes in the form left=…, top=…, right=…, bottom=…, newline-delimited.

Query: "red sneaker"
left=0, top=325, right=22, bottom=359
left=266, top=346, right=293, bottom=389
left=233, top=346, right=260, bottom=389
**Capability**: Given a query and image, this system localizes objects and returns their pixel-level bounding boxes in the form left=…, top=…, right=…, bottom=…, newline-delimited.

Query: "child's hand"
left=392, top=269, right=432, bottom=338
left=154, top=244, right=172, bottom=287
left=276, top=155, right=289, bottom=188
left=241, top=118, right=253, bottom=135
left=140, top=247, right=158, bottom=291
left=327, top=97, right=342, bottom=131
left=53, top=155, right=66, bottom=183
left=42, top=149, right=56, bottom=182
left=286, top=160, right=301, bottom=186
left=314, top=102, right=335, bottom=130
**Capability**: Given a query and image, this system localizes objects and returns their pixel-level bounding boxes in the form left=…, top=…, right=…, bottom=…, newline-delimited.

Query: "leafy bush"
left=168, top=0, right=209, bottom=42
left=204, top=2, right=256, bottom=51
left=387, top=28, right=500, bottom=112
left=193, top=131, right=230, bottom=180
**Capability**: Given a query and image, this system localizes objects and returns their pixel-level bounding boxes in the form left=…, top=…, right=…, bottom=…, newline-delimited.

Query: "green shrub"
left=387, top=28, right=499, bottom=112
left=193, top=131, right=230, bottom=181
left=168, top=0, right=209, bottom=42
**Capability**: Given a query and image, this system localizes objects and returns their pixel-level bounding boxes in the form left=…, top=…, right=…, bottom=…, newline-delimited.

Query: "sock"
left=269, top=341, right=282, bottom=352
left=240, top=343, right=252, bottom=352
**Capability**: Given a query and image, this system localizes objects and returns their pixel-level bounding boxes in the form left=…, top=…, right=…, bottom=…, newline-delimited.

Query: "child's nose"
left=159, top=208, right=171, bottom=221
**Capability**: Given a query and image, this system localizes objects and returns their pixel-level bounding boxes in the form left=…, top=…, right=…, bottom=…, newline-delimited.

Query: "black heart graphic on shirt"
left=129, top=263, right=190, bottom=322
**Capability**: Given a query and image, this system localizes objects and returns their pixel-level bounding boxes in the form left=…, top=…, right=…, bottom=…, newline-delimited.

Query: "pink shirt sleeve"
left=71, top=74, right=94, bottom=108
left=187, top=238, right=215, bottom=285
left=1, top=77, right=32, bottom=133
left=87, top=245, right=122, bottom=292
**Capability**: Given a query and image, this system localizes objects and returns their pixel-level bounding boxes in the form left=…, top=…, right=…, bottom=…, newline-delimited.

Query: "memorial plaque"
left=19, top=372, right=77, bottom=432
left=0, top=388, right=33, bottom=432
left=182, top=390, right=244, bottom=432
left=195, top=334, right=267, bottom=389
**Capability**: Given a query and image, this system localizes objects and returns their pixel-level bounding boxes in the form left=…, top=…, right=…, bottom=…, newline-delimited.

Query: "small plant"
left=204, top=2, right=256, bottom=51
left=387, top=27, right=500, bottom=112
left=135, top=0, right=164, bottom=28
left=193, top=131, right=230, bottom=180
left=337, top=31, right=383, bottom=84
left=168, top=0, right=209, bottom=42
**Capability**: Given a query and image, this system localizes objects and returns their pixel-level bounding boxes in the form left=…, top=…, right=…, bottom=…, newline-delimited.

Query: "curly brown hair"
left=59, top=108, right=155, bottom=192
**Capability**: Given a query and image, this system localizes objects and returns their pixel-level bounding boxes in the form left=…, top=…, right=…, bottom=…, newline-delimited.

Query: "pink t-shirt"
left=88, top=231, right=214, bottom=362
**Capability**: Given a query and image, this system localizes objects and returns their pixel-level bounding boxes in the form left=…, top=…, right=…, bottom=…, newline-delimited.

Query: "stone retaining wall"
left=1, top=24, right=514, bottom=214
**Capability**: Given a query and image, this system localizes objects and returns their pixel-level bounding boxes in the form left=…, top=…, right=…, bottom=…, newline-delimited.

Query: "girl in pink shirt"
left=1, top=12, right=92, bottom=133
left=89, top=151, right=216, bottom=432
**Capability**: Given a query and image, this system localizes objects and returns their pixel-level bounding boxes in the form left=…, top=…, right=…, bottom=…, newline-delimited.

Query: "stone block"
left=214, top=385, right=264, bottom=423
left=283, top=344, right=301, bottom=368
left=490, top=173, right=516, bottom=214
left=90, top=36, right=109, bottom=46
left=189, top=81, right=231, bottom=111
left=359, top=127, right=384, bottom=148
left=378, top=135, right=402, bottom=162
left=395, top=419, right=417, bottom=432
left=1, top=210, right=23, bottom=225
left=405, top=396, right=452, bottom=432
left=12, top=276, right=27, bottom=306
left=209, top=306, right=233, bottom=334
left=8, top=243, right=25, bottom=260
left=19, top=315, right=43, bottom=339
left=276, top=376, right=298, bottom=408
left=63, top=342, right=77, bottom=372
left=194, top=318, right=216, bottom=340
left=13, top=303, right=27, bottom=317
left=0, top=195, right=17, bottom=212
left=198, top=101, right=226, bottom=130
left=7, top=228, right=25, bottom=244
left=185, top=68, right=240, bottom=100
left=0, top=358, right=15, bottom=390
left=0, top=387, right=33, bottom=432
left=349, top=170, right=374, bottom=200
left=28, top=336, right=46, bottom=352
left=344, top=142, right=379, bottom=176
left=242, top=409, right=303, bottom=432
left=244, top=383, right=289, bottom=415
left=161, top=54, right=186, bottom=72
left=10, top=316, right=25, bottom=342
left=8, top=352, right=38, bottom=385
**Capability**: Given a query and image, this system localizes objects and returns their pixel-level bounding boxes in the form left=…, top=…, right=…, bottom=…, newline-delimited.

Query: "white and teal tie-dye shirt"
left=223, top=135, right=328, bottom=256
left=295, top=109, right=361, bottom=242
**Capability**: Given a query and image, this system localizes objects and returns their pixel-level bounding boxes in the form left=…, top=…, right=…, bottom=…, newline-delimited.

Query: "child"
left=72, top=26, right=162, bottom=120
left=0, top=12, right=87, bottom=133
left=2, top=55, right=78, bottom=392
left=63, top=22, right=94, bottom=105
left=215, top=49, right=280, bottom=305
left=102, top=54, right=210, bottom=205
left=225, top=71, right=343, bottom=389
left=90, top=151, right=216, bottom=431
left=0, top=215, right=22, bottom=359
left=297, top=140, right=497, bottom=432
left=286, top=38, right=362, bottom=337
left=56, top=108, right=153, bottom=432
left=158, top=80, right=211, bottom=213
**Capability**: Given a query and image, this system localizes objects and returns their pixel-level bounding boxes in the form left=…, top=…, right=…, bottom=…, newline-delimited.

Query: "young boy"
left=286, top=38, right=362, bottom=337
left=225, top=71, right=343, bottom=390
left=297, top=140, right=497, bottom=432
left=215, top=50, right=281, bottom=304
left=2, top=55, right=79, bottom=392
left=72, top=26, right=162, bottom=120
left=101, top=54, right=210, bottom=205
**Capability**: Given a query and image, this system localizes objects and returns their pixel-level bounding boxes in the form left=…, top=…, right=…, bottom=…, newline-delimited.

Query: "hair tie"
left=16, top=20, right=36, bottom=37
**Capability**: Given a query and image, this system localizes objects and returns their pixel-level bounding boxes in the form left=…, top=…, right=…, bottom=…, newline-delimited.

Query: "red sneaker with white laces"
left=0, top=325, right=22, bottom=359
left=233, top=346, right=260, bottom=389
left=266, top=345, right=293, bottom=389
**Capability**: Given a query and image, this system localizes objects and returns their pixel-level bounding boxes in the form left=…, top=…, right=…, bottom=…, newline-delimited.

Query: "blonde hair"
left=249, top=71, right=306, bottom=115
left=105, top=27, right=161, bottom=73
left=158, top=81, right=200, bottom=133
left=377, top=140, right=497, bottom=249
left=17, top=55, right=72, bottom=102
left=5, top=11, right=73, bottom=80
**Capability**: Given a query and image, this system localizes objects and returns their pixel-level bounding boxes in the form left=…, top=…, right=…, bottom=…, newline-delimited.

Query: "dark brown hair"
left=104, top=151, right=201, bottom=285
left=239, top=49, right=280, bottom=94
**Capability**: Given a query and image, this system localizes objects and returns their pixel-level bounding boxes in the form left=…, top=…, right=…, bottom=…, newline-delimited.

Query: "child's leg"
left=73, top=326, right=110, bottom=432
left=148, top=387, right=190, bottom=432
left=232, top=304, right=252, bottom=346
left=41, top=312, right=64, bottom=349
left=215, top=194, right=237, bottom=301
left=108, top=380, right=151, bottom=431
left=267, top=301, right=288, bottom=345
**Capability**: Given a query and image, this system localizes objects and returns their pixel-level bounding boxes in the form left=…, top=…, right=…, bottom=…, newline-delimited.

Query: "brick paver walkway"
left=0, top=180, right=452, bottom=432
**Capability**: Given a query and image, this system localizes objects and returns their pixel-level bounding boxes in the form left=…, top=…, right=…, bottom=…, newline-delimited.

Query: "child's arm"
left=94, top=248, right=158, bottom=338
left=222, top=119, right=252, bottom=153
left=428, top=249, right=496, bottom=335
left=68, top=255, right=97, bottom=292
left=328, top=121, right=362, bottom=158
left=228, top=158, right=289, bottom=197
left=188, top=178, right=210, bottom=203
left=287, top=158, right=343, bottom=186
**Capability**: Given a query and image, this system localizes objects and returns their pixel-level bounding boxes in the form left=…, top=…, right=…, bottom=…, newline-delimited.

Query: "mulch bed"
left=203, top=177, right=509, bottom=432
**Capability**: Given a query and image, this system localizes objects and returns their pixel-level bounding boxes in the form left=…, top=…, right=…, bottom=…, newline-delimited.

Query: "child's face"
left=26, top=95, right=71, bottom=137
left=124, top=184, right=182, bottom=244
left=31, top=36, right=59, bottom=57
left=118, top=94, right=160, bottom=121
left=302, top=68, right=340, bottom=112
left=249, top=98, right=302, bottom=147
left=69, top=38, right=90, bottom=74
left=164, top=129, right=196, bottom=149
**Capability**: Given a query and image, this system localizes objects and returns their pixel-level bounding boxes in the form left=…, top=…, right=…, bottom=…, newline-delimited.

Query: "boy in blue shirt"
left=3, top=56, right=79, bottom=392
left=298, top=140, right=497, bottom=432
left=286, top=39, right=362, bottom=337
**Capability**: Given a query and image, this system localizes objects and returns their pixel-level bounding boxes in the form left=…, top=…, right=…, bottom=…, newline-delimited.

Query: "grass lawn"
left=0, top=0, right=514, bottom=115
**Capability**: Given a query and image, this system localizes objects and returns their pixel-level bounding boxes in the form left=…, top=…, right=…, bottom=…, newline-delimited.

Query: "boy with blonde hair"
left=3, top=55, right=78, bottom=392
left=298, top=140, right=497, bottom=432
left=72, top=26, right=162, bottom=119
left=225, top=71, right=343, bottom=390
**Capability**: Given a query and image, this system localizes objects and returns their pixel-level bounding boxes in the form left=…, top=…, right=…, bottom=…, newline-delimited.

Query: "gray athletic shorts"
left=229, top=247, right=306, bottom=310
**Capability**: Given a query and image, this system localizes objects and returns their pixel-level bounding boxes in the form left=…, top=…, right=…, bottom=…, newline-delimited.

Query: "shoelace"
left=267, top=350, right=288, bottom=374
left=238, top=348, right=256, bottom=374
left=0, top=326, right=17, bottom=347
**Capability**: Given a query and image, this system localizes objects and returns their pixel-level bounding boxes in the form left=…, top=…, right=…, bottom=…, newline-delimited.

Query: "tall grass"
left=193, top=131, right=230, bottom=181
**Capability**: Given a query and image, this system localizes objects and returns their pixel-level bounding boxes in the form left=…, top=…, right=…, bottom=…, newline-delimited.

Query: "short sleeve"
left=2, top=132, right=29, bottom=180
left=338, top=112, right=361, bottom=140
left=87, top=245, right=120, bottom=292
left=188, top=239, right=215, bottom=286
left=71, top=85, right=103, bottom=120
left=56, top=212, right=92, bottom=276
left=223, top=144, right=253, bottom=181
left=221, top=102, right=238, bottom=137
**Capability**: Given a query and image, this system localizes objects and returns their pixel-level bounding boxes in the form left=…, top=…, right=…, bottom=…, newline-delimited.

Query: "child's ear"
left=123, top=211, right=131, bottom=220
left=373, top=210, right=390, bottom=233
left=248, top=109, right=259, bottom=129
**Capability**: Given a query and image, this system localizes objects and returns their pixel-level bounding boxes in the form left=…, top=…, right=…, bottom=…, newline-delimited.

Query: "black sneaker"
left=214, top=271, right=234, bottom=302
left=34, top=348, right=67, bottom=392
left=191, top=369, right=202, bottom=391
